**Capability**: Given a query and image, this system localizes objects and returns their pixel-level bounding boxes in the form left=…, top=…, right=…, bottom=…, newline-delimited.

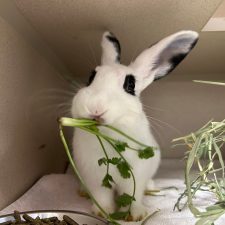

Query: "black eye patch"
left=123, top=74, right=135, bottom=95
left=87, top=70, right=96, bottom=86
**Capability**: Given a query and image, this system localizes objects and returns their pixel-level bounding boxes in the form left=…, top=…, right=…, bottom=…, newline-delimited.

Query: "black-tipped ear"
left=101, top=31, right=121, bottom=65
left=152, top=32, right=199, bottom=81
left=129, top=31, right=199, bottom=93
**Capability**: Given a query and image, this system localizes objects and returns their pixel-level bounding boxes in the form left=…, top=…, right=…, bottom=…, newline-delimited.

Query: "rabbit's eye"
left=87, top=70, right=96, bottom=86
left=123, top=75, right=135, bottom=95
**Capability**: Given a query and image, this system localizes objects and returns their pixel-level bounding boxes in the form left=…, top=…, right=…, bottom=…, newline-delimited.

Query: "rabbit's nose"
left=90, top=111, right=106, bottom=123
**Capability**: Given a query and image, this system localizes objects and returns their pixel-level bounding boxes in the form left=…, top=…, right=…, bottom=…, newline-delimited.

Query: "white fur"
left=71, top=30, right=198, bottom=220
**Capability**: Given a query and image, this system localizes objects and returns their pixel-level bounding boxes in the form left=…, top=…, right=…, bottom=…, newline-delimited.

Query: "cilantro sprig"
left=59, top=117, right=156, bottom=224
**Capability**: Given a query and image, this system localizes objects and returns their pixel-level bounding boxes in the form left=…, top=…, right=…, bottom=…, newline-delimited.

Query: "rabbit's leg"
left=117, top=175, right=147, bottom=221
left=78, top=185, right=89, bottom=198
left=146, top=179, right=155, bottom=190
left=129, top=179, right=148, bottom=221
left=91, top=185, right=115, bottom=217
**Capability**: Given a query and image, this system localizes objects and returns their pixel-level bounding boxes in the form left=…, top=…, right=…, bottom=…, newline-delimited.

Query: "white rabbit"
left=71, top=30, right=198, bottom=221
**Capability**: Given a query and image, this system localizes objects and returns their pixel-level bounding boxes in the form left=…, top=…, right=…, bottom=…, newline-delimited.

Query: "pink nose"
left=90, top=111, right=106, bottom=122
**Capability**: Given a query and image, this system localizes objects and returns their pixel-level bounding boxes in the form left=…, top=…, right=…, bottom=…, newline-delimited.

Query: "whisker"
left=150, top=122, right=164, bottom=146
left=36, top=88, right=77, bottom=96
left=142, top=104, right=166, bottom=112
left=32, top=96, right=73, bottom=102
left=37, top=101, right=71, bottom=110
left=60, top=109, right=71, bottom=115
left=63, top=74, right=82, bottom=88
left=129, top=110, right=165, bottom=145
left=130, top=108, right=180, bottom=135
left=147, top=116, right=164, bottom=130
left=148, top=116, right=181, bottom=135
left=37, top=103, right=71, bottom=117
left=57, top=73, right=80, bottom=89
left=29, top=89, right=75, bottom=106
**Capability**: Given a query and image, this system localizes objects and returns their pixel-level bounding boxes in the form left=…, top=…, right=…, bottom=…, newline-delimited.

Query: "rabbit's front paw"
left=146, top=179, right=155, bottom=190
left=92, top=203, right=115, bottom=218
left=129, top=203, right=147, bottom=221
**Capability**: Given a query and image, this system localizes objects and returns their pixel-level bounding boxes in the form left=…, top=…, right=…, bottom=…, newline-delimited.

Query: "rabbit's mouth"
left=89, top=111, right=107, bottom=124
left=91, top=115, right=105, bottom=124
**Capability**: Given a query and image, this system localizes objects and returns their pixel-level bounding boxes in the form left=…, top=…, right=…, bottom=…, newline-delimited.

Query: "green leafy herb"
left=115, top=193, right=135, bottom=208
left=108, top=157, right=121, bottom=165
left=117, top=161, right=131, bottom=179
left=58, top=117, right=156, bottom=224
left=138, top=147, right=154, bottom=159
left=102, top=174, right=114, bottom=188
left=114, top=141, right=128, bottom=152
left=98, top=157, right=107, bottom=166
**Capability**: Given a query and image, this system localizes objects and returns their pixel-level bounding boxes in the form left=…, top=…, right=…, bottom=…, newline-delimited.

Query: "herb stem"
left=96, top=136, right=110, bottom=174
left=106, top=139, right=136, bottom=218
left=59, top=125, right=109, bottom=219
left=78, top=126, right=116, bottom=142
left=102, top=124, right=149, bottom=148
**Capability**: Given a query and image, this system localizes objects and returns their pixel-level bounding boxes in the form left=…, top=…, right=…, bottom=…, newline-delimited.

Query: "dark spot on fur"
left=106, top=32, right=121, bottom=62
left=87, top=70, right=96, bottom=86
left=123, top=75, right=136, bottom=95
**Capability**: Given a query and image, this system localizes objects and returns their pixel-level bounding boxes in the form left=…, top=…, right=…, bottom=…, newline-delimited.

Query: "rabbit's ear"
left=130, top=31, right=198, bottom=93
left=101, top=31, right=121, bottom=65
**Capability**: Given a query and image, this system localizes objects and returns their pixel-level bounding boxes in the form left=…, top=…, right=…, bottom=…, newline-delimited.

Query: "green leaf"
left=102, top=174, right=114, bottom=188
left=115, top=193, right=135, bottom=208
left=117, top=161, right=131, bottom=178
left=98, top=157, right=107, bottom=166
left=114, top=141, right=128, bottom=152
left=109, top=211, right=129, bottom=220
left=138, top=147, right=154, bottom=159
left=108, top=157, right=121, bottom=165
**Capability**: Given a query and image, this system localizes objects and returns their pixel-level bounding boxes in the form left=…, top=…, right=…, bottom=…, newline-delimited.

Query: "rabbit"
left=71, top=30, right=198, bottom=221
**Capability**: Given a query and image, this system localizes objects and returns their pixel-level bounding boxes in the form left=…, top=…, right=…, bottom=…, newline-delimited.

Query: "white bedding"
left=1, top=160, right=224, bottom=225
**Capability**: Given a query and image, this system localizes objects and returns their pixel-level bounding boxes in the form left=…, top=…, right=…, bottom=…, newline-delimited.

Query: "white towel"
left=1, top=160, right=224, bottom=225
